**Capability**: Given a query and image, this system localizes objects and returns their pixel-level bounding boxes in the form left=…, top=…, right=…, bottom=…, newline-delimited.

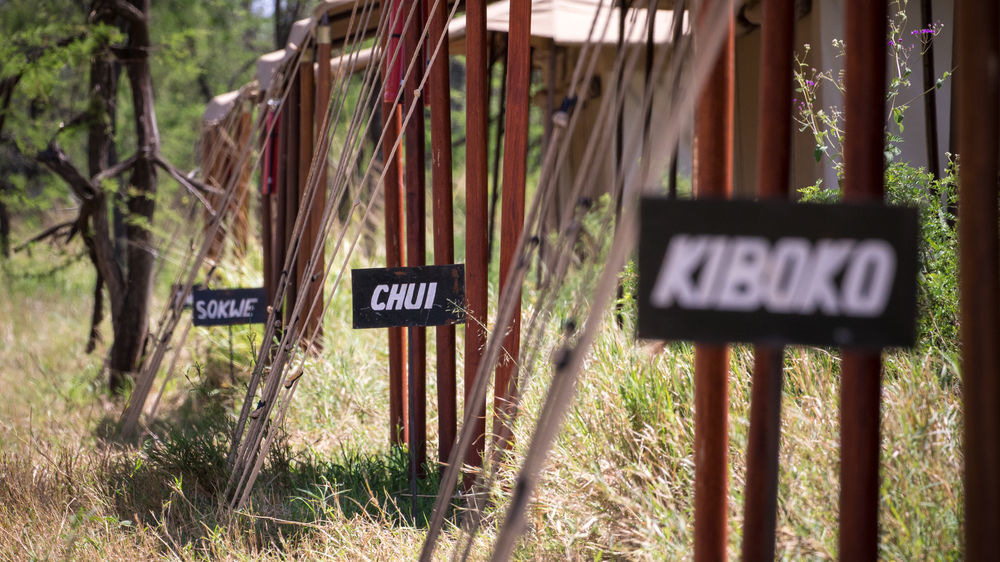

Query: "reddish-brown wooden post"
left=383, top=1, right=407, bottom=447
left=493, top=0, right=532, bottom=456
left=310, top=17, right=331, bottom=345
left=274, top=101, right=290, bottom=321
left=742, top=0, right=794, bottom=559
left=283, top=71, right=301, bottom=325
left=464, top=0, right=489, bottom=483
left=427, top=0, right=457, bottom=466
left=262, top=109, right=278, bottom=307
left=402, top=0, right=428, bottom=472
left=692, top=2, right=733, bottom=560
left=297, top=46, right=315, bottom=334
left=282, top=76, right=299, bottom=326
left=840, top=1, right=887, bottom=559
left=956, top=0, right=1000, bottom=556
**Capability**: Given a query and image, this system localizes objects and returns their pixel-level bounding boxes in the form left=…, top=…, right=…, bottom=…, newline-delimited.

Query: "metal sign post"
left=352, top=263, right=466, bottom=519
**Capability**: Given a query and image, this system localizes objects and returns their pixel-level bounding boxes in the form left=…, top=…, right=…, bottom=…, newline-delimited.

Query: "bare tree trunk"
left=0, top=184, right=9, bottom=259
left=85, top=12, right=118, bottom=354
left=107, top=0, right=160, bottom=393
left=1, top=78, right=17, bottom=259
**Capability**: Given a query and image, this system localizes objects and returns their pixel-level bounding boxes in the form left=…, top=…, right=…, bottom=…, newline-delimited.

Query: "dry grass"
left=0, top=237, right=962, bottom=560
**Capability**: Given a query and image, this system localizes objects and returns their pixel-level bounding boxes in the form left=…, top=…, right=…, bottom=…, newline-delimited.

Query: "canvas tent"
left=203, top=0, right=691, bottom=239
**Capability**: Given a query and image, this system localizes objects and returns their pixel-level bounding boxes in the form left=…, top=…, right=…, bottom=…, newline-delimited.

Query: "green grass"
left=0, top=217, right=963, bottom=559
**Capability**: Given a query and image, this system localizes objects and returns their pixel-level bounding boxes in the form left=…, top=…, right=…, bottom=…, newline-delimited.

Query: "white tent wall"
left=734, top=0, right=960, bottom=198
left=537, top=41, right=694, bottom=234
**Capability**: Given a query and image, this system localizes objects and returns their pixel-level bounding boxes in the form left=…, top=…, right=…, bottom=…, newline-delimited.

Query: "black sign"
left=193, top=287, right=268, bottom=326
left=352, top=264, right=465, bottom=329
left=637, top=198, right=919, bottom=348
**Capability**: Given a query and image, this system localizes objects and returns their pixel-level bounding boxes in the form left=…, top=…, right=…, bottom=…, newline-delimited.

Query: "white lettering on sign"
left=370, top=282, right=439, bottom=311
left=650, top=235, right=896, bottom=317
left=371, top=285, right=388, bottom=311
left=195, top=297, right=260, bottom=320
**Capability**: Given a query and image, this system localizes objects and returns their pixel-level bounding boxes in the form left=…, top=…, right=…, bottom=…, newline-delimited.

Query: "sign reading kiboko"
left=193, top=288, right=267, bottom=326
left=352, top=264, right=465, bottom=329
left=637, top=198, right=919, bottom=348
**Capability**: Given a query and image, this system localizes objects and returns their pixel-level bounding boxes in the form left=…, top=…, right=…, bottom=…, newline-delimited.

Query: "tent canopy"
left=225, top=0, right=688, bottom=123
left=485, top=0, right=686, bottom=47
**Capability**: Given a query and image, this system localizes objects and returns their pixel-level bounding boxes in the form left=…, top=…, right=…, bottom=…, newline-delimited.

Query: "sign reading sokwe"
left=637, top=198, right=919, bottom=348
left=352, top=264, right=465, bottom=329
left=193, top=288, right=268, bottom=326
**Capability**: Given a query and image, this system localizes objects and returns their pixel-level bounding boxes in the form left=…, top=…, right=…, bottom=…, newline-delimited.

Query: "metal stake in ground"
left=408, top=325, right=418, bottom=521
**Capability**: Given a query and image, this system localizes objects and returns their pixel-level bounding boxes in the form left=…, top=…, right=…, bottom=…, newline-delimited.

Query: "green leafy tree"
left=0, top=0, right=268, bottom=392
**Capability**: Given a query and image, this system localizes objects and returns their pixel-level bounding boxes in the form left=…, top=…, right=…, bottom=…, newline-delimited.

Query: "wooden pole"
left=297, top=47, right=315, bottom=337
left=283, top=72, right=301, bottom=326
left=384, top=102, right=407, bottom=445
left=956, top=0, right=1000, bottom=556
left=402, top=0, right=428, bottom=473
left=840, top=1, right=887, bottom=559
left=310, top=18, right=332, bottom=345
left=262, top=109, right=277, bottom=307
left=428, top=0, right=457, bottom=467
left=741, top=0, right=793, bottom=559
left=692, top=2, right=733, bottom=560
left=494, top=0, right=532, bottom=455
left=488, top=38, right=508, bottom=261
left=274, top=102, right=289, bottom=322
left=464, top=0, right=489, bottom=483
left=382, top=0, right=408, bottom=448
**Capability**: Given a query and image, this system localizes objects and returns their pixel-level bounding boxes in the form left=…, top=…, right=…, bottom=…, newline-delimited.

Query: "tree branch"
left=92, top=153, right=138, bottom=185
left=13, top=221, right=76, bottom=252
left=34, top=142, right=125, bottom=310
left=36, top=142, right=98, bottom=201
left=153, top=155, right=220, bottom=215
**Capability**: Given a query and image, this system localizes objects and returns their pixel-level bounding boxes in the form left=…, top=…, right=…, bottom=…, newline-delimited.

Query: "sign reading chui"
left=637, top=198, right=919, bottom=348
left=352, top=264, right=465, bottom=329
left=193, top=287, right=268, bottom=326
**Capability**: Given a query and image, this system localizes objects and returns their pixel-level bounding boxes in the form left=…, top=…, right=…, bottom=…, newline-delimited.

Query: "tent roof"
left=485, top=0, right=685, bottom=46
left=203, top=90, right=241, bottom=124
left=312, top=0, right=384, bottom=41
left=239, top=1, right=688, bottom=114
